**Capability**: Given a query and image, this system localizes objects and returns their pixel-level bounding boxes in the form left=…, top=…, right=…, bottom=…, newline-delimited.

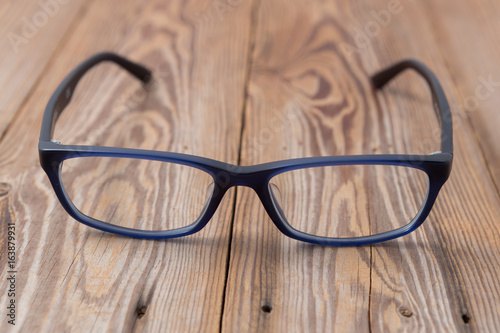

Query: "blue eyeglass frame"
left=39, top=52, right=453, bottom=246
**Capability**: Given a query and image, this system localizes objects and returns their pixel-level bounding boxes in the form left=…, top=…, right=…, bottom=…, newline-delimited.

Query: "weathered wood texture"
left=223, top=0, right=500, bottom=332
left=1, top=0, right=500, bottom=332
left=0, top=0, right=252, bottom=331
left=0, top=0, right=87, bottom=137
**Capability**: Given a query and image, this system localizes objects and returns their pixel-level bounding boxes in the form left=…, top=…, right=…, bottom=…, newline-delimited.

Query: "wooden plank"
left=1, top=0, right=500, bottom=332
left=0, top=0, right=253, bottom=331
left=0, top=0, right=87, bottom=137
left=223, top=0, right=500, bottom=332
left=414, top=0, right=500, bottom=191
left=347, top=1, right=500, bottom=332
left=222, top=1, right=375, bottom=331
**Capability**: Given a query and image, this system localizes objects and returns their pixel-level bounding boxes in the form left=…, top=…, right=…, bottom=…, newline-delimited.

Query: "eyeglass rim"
left=38, top=52, right=453, bottom=246
left=39, top=140, right=451, bottom=245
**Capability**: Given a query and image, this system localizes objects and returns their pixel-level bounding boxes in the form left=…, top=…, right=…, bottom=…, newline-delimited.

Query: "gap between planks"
left=219, top=0, right=260, bottom=331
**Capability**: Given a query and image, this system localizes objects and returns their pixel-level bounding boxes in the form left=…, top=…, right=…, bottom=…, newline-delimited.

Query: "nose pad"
left=269, top=183, right=283, bottom=207
left=269, top=182, right=288, bottom=218
left=198, top=182, right=215, bottom=215
left=205, top=182, right=215, bottom=201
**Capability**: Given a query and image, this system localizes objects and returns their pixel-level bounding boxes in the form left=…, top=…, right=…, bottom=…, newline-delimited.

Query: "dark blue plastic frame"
left=39, top=53, right=453, bottom=246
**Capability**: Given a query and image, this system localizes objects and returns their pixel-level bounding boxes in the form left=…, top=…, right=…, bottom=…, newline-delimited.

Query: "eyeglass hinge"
left=50, top=139, right=63, bottom=145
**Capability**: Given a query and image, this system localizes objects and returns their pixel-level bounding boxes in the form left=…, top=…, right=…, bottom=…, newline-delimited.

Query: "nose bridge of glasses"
left=212, top=165, right=271, bottom=190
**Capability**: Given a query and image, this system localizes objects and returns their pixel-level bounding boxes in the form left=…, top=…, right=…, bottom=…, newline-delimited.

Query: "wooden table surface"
left=1, top=0, right=499, bottom=332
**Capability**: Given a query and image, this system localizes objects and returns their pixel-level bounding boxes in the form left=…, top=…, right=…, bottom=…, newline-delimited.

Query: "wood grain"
left=346, top=1, right=500, bottom=331
left=0, top=0, right=87, bottom=137
left=1, top=0, right=500, bottom=332
left=270, top=165, right=428, bottom=238
left=222, top=0, right=500, bottom=332
left=417, top=0, right=500, bottom=191
left=0, top=0, right=253, bottom=331
left=222, top=1, right=377, bottom=331
left=62, top=157, right=215, bottom=231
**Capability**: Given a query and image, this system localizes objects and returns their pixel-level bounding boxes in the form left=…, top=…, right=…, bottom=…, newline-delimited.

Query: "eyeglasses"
left=39, top=53, right=453, bottom=246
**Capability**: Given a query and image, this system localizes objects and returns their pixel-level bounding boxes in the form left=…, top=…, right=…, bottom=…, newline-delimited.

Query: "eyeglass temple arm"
left=40, top=52, right=152, bottom=141
left=371, top=59, right=453, bottom=155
